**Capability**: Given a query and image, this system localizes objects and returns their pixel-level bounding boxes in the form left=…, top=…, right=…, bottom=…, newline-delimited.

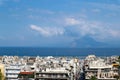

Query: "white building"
left=85, top=55, right=119, bottom=80
left=5, top=65, right=21, bottom=80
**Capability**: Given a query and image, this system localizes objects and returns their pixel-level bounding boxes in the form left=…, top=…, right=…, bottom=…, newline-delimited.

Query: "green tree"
left=118, top=56, right=120, bottom=64
left=90, top=76, right=97, bottom=80
left=0, top=72, right=2, bottom=80
left=117, top=56, right=120, bottom=80
left=0, top=69, right=3, bottom=80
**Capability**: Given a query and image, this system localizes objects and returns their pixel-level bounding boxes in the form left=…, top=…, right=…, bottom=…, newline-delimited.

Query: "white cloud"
left=64, top=17, right=120, bottom=42
left=0, top=0, right=20, bottom=6
left=65, top=18, right=80, bottom=25
left=30, top=25, right=64, bottom=37
left=28, top=8, right=55, bottom=15
left=89, top=2, right=120, bottom=11
left=92, top=9, right=101, bottom=13
left=109, top=30, right=120, bottom=38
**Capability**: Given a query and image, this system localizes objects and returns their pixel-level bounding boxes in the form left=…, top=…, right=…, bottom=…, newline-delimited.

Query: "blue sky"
left=0, top=0, right=120, bottom=47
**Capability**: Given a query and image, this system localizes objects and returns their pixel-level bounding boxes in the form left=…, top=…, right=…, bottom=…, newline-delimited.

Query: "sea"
left=0, top=47, right=119, bottom=56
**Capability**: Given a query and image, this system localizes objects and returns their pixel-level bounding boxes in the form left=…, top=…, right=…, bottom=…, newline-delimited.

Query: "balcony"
left=6, top=71, right=20, bottom=74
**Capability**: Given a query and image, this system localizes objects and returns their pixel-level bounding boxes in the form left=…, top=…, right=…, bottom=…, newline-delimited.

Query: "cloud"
left=30, top=25, right=64, bottom=37
left=0, top=0, right=20, bottom=6
left=64, top=17, right=120, bottom=42
left=109, top=30, right=120, bottom=38
left=65, top=17, right=84, bottom=26
left=89, top=2, right=120, bottom=11
left=92, top=9, right=101, bottom=13
left=28, top=8, right=55, bottom=15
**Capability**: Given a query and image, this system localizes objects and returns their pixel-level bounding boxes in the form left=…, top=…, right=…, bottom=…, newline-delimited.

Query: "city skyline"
left=0, top=0, right=120, bottom=47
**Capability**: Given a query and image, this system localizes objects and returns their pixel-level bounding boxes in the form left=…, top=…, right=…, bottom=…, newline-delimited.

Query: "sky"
left=0, top=0, right=120, bottom=48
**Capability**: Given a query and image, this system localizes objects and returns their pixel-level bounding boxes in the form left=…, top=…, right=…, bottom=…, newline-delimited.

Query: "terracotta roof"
left=20, top=72, right=34, bottom=74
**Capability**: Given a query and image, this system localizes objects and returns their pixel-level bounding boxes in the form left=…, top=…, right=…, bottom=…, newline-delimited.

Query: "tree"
left=118, top=56, right=120, bottom=64
left=0, top=71, right=2, bottom=80
left=90, top=76, right=97, bottom=80
left=0, top=69, right=4, bottom=80
left=117, top=56, right=120, bottom=80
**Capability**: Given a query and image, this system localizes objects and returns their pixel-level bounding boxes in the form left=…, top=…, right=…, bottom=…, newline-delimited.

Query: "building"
left=0, top=55, right=101, bottom=80
left=85, top=55, right=119, bottom=80
left=35, top=71, right=69, bottom=80
left=18, top=72, right=34, bottom=80
left=5, top=65, right=21, bottom=80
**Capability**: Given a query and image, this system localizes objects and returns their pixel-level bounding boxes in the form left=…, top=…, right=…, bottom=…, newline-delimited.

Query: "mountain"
left=71, top=36, right=107, bottom=48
